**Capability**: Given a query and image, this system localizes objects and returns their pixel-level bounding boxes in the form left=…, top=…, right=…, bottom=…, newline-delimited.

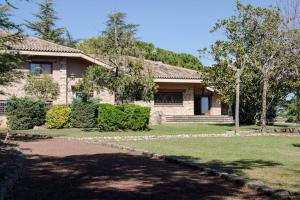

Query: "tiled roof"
left=143, top=60, right=202, bottom=80
left=92, top=55, right=202, bottom=80
left=0, top=30, right=82, bottom=53
left=1, top=30, right=202, bottom=80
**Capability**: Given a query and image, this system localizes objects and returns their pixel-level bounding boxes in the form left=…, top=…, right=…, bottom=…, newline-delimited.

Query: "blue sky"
left=9, top=0, right=276, bottom=66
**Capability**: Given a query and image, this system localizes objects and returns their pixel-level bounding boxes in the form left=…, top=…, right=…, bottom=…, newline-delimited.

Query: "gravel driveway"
left=13, top=138, right=268, bottom=200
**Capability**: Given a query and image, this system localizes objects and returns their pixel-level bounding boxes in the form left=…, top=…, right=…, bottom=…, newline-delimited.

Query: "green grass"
left=117, top=136, right=300, bottom=193
left=5, top=123, right=299, bottom=137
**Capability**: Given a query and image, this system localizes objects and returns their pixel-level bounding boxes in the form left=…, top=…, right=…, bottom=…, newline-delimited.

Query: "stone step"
left=164, top=115, right=234, bottom=124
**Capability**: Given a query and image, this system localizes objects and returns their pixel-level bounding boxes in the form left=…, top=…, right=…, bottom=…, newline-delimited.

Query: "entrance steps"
left=163, top=115, right=234, bottom=124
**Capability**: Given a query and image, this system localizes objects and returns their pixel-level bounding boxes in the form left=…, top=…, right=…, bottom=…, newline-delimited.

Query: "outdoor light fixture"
left=69, top=73, right=76, bottom=80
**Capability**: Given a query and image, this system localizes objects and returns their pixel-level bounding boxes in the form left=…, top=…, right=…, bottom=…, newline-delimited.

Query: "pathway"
left=13, top=138, right=268, bottom=200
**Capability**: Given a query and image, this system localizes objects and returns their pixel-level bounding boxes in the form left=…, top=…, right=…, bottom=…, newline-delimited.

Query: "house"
left=0, top=32, right=233, bottom=125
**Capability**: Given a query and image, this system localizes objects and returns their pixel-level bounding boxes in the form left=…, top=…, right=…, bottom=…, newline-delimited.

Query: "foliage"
left=120, top=104, right=151, bottom=130
left=26, top=0, right=77, bottom=46
left=0, top=3, right=23, bottom=89
left=6, top=96, right=46, bottom=130
left=77, top=12, right=157, bottom=103
left=26, top=0, right=65, bottom=43
left=70, top=99, right=97, bottom=128
left=97, top=103, right=150, bottom=131
left=46, top=105, right=70, bottom=129
left=23, top=74, right=60, bottom=101
left=206, top=0, right=294, bottom=125
left=279, top=95, right=300, bottom=123
left=97, top=103, right=125, bottom=131
left=79, top=38, right=204, bottom=70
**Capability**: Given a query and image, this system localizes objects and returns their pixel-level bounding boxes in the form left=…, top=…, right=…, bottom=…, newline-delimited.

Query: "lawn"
left=6, top=123, right=299, bottom=137
left=116, top=136, right=300, bottom=193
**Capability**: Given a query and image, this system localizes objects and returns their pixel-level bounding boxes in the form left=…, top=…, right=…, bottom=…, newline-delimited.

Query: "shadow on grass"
left=0, top=132, right=51, bottom=142
left=169, top=155, right=282, bottom=175
left=292, top=144, right=300, bottom=148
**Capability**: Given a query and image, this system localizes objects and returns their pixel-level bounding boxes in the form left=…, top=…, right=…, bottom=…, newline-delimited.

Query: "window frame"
left=29, top=62, right=53, bottom=75
left=154, top=92, right=183, bottom=105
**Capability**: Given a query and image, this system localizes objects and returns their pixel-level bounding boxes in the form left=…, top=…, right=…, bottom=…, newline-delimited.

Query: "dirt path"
left=13, top=138, right=268, bottom=200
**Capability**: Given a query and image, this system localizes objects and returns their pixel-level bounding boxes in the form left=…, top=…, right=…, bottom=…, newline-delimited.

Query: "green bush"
left=46, top=105, right=71, bottom=129
left=6, top=96, right=46, bottom=130
left=120, top=104, right=151, bottom=130
left=97, top=104, right=150, bottom=131
left=70, top=99, right=97, bottom=128
left=97, top=104, right=125, bottom=131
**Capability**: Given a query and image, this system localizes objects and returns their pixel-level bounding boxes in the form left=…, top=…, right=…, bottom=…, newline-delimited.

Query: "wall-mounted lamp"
left=69, top=73, right=76, bottom=81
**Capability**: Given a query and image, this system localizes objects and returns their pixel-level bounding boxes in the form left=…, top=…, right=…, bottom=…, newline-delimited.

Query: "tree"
left=26, top=0, right=65, bottom=43
left=0, top=2, right=23, bottom=88
left=208, top=1, right=254, bottom=134
left=206, top=1, right=293, bottom=131
left=23, top=75, right=60, bottom=101
left=0, top=1, right=24, bottom=139
left=79, top=38, right=204, bottom=70
left=78, top=12, right=157, bottom=103
left=278, top=0, right=300, bottom=110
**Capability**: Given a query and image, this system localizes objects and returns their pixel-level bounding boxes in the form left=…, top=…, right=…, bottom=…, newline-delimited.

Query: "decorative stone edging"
left=0, top=146, right=25, bottom=200
left=60, top=131, right=300, bottom=142
left=86, top=141, right=298, bottom=200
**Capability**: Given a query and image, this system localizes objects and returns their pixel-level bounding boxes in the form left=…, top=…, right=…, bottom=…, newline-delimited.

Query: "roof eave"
left=154, top=78, right=202, bottom=83
left=15, top=50, right=109, bottom=67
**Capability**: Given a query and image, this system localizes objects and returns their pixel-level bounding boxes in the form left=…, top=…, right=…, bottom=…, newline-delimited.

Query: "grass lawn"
left=6, top=123, right=299, bottom=137
left=116, top=136, right=300, bottom=193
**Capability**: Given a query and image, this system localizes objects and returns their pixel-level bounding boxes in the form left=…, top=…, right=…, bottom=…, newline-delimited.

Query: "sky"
left=9, top=0, right=276, bottom=66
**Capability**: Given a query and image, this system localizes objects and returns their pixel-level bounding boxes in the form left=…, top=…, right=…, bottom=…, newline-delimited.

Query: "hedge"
left=46, top=105, right=71, bottom=129
left=97, top=104, right=125, bottom=131
left=120, top=104, right=151, bottom=130
left=70, top=99, right=97, bottom=128
left=97, top=104, right=150, bottom=131
left=6, top=96, right=46, bottom=130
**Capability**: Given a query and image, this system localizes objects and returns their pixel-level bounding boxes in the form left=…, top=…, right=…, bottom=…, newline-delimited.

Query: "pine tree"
left=26, top=0, right=64, bottom=43
left=0, top=2, right=23, bottom=86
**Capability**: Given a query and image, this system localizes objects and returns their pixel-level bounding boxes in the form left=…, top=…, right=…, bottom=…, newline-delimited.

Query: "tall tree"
left=206, top=1, right=293, bottom=131
left=77, top=12, right=156, bottom=103
left=26, top=0, right=64, bottom=43
left=209, top=1, right=253, bottom=134
left=0, top=2, right=23, bottom=87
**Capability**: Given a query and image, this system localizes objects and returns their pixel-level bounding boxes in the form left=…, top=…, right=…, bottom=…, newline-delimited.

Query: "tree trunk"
left=235, top=69, right=241, bottom=135
left=261, top=77, right=268, bottom=132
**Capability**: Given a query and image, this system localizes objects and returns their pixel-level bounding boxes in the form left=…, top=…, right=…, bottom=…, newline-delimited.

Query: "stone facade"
left=0, top=55, right=222, bottom=127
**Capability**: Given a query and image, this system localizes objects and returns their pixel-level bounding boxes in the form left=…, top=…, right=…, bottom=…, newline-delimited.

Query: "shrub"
left=97, top=103, right=150, bottom=131
left=6, top=96, right=46, bottom=130
left=97, top=104, right=125, bottom=131
left=70, top=99, right=97, bottom=128
left=120, top=104, right=151, bottom=130
left=46, top=105, right=71, bottom=129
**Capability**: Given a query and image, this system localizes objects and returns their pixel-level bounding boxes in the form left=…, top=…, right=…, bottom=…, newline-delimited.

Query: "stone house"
left=0, top=33, right=233, bottom=125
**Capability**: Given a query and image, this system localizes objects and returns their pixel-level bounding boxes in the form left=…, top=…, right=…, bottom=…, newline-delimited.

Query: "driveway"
left=13, top=138, right=268, bottom=200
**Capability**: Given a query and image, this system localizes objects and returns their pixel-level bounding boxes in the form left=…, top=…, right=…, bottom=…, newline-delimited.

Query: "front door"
left=194, top=96, right=210, bottom=115
left=201, top=96, right=209, bottom=115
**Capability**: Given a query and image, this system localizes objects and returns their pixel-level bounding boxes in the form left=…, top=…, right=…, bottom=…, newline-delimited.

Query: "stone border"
left=90, top=141, right=298, bottom=200
left=0, top=145, right=25, bottom=200
left=60, top=131, right=300, bottom=143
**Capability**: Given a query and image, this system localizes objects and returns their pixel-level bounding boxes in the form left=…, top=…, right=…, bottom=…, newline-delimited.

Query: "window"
left=30, top=62, right=53, bottom=75
left=0, top=100, right=7, bottom=115
left=154, top=92, right=183, bottom=105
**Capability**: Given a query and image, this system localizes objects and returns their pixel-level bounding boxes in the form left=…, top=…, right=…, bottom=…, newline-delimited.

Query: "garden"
left=5, top=96, right=150, bottom=131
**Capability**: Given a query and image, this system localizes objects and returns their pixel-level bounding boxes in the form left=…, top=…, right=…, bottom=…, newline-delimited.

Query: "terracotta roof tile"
left=0, top=30, right=82, bottom=53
